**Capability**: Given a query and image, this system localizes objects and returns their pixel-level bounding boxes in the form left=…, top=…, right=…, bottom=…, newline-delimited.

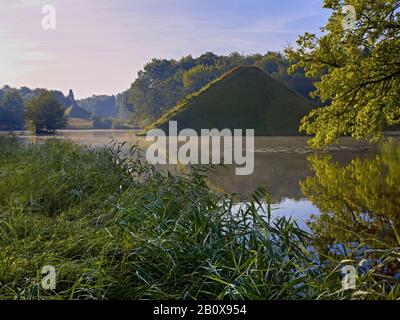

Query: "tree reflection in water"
left=301, top=141, right=400, bottom=277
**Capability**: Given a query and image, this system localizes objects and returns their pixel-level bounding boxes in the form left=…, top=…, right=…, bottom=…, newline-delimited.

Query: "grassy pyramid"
left=64, top=104, right=92, bottom=120
left=146, top=66, right=314, bottom=136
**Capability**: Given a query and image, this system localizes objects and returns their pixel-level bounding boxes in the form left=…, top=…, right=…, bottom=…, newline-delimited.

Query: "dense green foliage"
left=0, top=86, right=131, bottom=129
left=25, top=91, right=67, bottom=134
left=0, top=88, right=70, bottom=133
left=0, top=89, right=25, bottom=130
left=0, top=86, right=76, bottom=131
left=0, top=137, right=398, bottom=300
left=128, top=52, right=316, bottom=126
left=147, top=66, right=314, bottom=136
left=286, top=0, right=400, bottom=148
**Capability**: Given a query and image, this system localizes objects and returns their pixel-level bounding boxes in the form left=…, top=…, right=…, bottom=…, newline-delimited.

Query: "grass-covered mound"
left=64, top=104, right=92, bottom=120
left=0, top=137, right=398, bottom=300
left=146, top=66, right=314, bottom=136
left=65, top=104, right=94, bottom=129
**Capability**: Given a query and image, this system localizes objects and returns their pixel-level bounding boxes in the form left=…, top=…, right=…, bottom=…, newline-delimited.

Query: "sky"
left=0, top=0, right=330, bottom=98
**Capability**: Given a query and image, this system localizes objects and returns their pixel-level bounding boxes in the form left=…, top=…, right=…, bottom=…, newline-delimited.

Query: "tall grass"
left=0, top=137, right=398, bottom=300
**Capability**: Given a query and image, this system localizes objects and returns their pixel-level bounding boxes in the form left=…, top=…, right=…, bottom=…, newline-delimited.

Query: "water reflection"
left=301, top=141, right=400, bottom=268
left=161, top=135, right=375, bottom=201
left=3, top=131, right=399, bottom=237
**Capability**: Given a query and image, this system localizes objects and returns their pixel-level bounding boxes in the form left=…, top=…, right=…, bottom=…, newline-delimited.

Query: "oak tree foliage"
left=286, top=0, right=400, bottom=148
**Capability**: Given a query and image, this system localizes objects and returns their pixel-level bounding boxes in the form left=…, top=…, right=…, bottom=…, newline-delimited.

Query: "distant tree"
left=0, top=100, right=6, bottom=129
left=286, top=0, right=400, bottom=148
left=77, top=95, right=117, bottom=117
left=179, top=55, right=196, bottom=71
left=0, top=86, right=10, bottom=101
left=25, top=90, right=67, bottom=134
left=255, top=52, right=316, bottom=100
left=197, top=52, right=219, bottom=66
left=257, top=52, right=283, bottom=74
left=0, top=89, right=25, bottom=130
left=67, top=89, right=76, bottom=105
left=143, top=59, right=178, bottom=81
left=19, top=86, right=32, bottom=98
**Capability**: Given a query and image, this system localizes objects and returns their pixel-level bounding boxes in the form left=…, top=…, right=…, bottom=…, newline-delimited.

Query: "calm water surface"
left=2, top=130, right=399, bottom=234
left=3, top=129, right=400, bottom=267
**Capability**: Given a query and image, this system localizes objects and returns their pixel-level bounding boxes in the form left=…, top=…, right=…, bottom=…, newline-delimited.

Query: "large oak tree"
left=286, top=0, right=400, bottom=148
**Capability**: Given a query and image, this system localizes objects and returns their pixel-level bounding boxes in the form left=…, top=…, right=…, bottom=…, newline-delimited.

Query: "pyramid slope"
left=146, top=66, right=314, bottom=136
left=65, top=104, right=92, bottom=120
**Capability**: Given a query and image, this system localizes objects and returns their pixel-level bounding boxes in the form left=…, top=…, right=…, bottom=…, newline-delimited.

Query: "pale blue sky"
left=0, top=0, right=330, bottom=98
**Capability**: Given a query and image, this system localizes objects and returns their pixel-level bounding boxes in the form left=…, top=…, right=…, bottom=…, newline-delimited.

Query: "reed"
left=0, top=137, right=398, bottom=300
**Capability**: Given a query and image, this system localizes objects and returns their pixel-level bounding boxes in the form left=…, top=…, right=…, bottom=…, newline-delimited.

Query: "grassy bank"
left=0, top=137, right=398, bottom=300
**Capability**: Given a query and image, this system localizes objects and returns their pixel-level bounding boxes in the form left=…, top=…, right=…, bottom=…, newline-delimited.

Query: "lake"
left=2, top=130, right=400, bottom=238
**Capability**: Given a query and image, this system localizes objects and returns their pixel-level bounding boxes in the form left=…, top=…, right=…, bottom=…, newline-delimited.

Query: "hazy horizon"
left=0, top=0, right=330, bottom=99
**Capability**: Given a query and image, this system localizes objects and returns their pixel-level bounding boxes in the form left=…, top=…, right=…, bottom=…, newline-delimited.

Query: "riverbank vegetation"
left=0, top=137, right=398, bottom=300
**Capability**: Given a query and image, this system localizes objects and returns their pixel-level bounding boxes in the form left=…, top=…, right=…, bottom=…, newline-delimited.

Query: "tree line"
left=3, top=0, right=398, bottom=145
left=126, top=0, right=400, bottom=145
left=0, top=50, right=317, bottom=132
left=0, top=88, right=66, bottom=134
left=127, top=51, right=317, bottom=126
